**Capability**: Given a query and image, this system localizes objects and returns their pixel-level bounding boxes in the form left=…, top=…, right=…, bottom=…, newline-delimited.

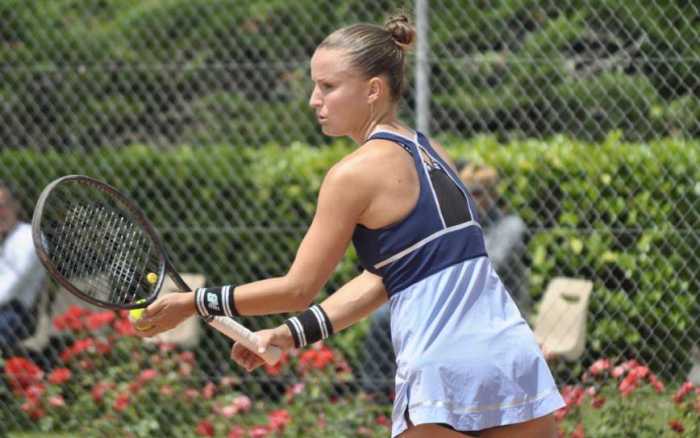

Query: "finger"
left=140, top=298, right=167, bottom=323
left=134, top=321, right=165, bottom=338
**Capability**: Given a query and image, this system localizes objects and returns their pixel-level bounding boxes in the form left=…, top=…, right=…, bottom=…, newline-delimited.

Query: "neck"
left=351, top=104, right=405, bottom=145
left=0, top=219, right=18, bottom=241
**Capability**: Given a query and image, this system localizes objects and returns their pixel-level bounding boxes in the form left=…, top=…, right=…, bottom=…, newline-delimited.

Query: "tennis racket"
left=31, top=174, right=281, bottom=365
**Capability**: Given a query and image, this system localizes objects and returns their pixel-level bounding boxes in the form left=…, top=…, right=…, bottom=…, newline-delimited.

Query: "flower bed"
left=2, top=306, right=699, bottom=437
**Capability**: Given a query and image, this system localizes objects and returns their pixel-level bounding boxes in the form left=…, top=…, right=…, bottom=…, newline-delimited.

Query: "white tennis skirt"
left=389, top=256, right=565, bottom=437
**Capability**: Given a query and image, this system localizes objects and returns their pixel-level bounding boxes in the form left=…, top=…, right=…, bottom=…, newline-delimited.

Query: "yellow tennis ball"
left=129, top=307, right=145, bottom=321
left=146, top=272, right=158, bottom=284
left=130, top=300, right=154, bottom=332
left=129, top=299, right=148, bottom=325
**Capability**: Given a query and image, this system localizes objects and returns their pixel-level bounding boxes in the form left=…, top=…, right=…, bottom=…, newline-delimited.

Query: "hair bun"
left=384, top=14, right=415, bottom=50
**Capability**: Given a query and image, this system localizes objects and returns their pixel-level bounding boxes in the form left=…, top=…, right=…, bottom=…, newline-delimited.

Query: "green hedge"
left=2, top=135, right=699, bottom=376
left=1, top=0, right=698, bottom=149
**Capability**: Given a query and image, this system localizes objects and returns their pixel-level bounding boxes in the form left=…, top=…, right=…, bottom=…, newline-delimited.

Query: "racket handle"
left=207, top=316, right=282, bottom=365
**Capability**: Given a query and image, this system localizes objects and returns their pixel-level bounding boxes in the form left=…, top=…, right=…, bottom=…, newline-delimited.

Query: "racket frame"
left=32, top=174, right=168, bottom=309
left=32, top=174, right=281, bottom=365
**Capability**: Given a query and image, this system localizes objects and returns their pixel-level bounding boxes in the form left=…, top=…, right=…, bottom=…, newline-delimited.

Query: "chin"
left=320, top=125, right=345, bottom=137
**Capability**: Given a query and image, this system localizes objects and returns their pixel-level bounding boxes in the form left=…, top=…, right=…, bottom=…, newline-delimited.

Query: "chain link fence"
left=1, top=0, right=699, bottom=435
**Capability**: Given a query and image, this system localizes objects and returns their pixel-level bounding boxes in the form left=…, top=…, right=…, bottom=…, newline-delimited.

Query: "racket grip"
left=207, top=316, right=282, bottom=365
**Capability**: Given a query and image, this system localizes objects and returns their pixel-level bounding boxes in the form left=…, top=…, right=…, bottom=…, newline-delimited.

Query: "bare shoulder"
left=327, top=139, right=413, bottom=186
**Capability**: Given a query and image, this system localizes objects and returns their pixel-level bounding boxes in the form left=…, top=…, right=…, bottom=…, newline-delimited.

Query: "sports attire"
left=352, top=131, right=564, bottom=437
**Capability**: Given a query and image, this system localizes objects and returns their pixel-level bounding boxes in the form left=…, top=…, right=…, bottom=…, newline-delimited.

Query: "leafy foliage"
left=1, top=135, right=698, bottom=375
left=0, top=0, right=697, bottom=149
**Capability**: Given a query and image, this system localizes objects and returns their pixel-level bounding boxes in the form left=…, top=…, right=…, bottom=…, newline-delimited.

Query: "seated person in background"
left=459, top=163, right=530, bottom=314
left=359, top=162, right=531, bottom=398
left=0, top=183, right=46, bottom=354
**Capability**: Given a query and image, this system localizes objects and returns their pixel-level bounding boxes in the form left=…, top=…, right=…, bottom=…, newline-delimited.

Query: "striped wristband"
left=284, top=305, right=334, bottom=348
left=194, top=285, right=239, bottom=318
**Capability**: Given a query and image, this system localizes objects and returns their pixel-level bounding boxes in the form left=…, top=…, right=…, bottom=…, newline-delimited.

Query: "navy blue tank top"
left=351, top=131, right=488, bottom=296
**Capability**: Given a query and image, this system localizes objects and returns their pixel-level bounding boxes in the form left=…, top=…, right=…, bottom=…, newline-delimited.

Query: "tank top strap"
left=366, top=131, right=415, bottom=156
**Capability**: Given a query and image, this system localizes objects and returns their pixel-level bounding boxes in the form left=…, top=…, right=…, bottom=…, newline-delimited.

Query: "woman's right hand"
left=231, top=324, right=294, bottom=372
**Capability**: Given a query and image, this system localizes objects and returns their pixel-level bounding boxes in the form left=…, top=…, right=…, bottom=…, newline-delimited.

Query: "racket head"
left=32, top=175, right=167, bottom=310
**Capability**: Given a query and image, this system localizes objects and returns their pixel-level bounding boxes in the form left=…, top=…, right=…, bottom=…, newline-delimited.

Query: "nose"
left=308, top=85, right=322, bottom=109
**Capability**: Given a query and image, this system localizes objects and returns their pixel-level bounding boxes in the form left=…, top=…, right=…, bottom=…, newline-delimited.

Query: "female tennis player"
left=136, top=14, right=565, bottom=438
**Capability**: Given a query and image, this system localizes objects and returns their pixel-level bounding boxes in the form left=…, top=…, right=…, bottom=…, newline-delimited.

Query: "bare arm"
left=231, top=269, right=388, bottom=369
left=320, top=270, right=387, bottom=333
left=233, top=164, right=370, bottom=315
left=137, top=158, right=373, bottom=335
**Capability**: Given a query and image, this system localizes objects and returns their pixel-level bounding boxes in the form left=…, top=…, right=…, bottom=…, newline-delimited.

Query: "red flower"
left=183, top=388, right=199, bottom=402
left=673, top=381, right=694, bottom=404
left=228, top=426, right=245, bottom=438
left=299, top=344, right=335, bottom=371
left=571, top=422, right=585, bottom=438
left=156, top=343, right=174, bottom=354
left=20, top=397, right=45, bottom=420
left=138, top=369, right=159, bottom=384
left=619, top=373, right=638, bottom=397
left=179, top=350, right=196, bottom=365
left=554, top=406, right=568, bottom=421
left=179, top=362, right=193, bottom=377
left=375, top=415, right=391, bottom=428
left=588, top=358, right=611, bottom=376
left=48, top=395, right=66, bottom=407
left=91, top=382, right=114, bottom=403
left=23, top=383, right=46, bottom=402
left=630, top=365, right=649, bottom=380
left=620, top=359, right=640, bottom=371
left=59, top=339, right=86, bottom=362
left=86, top=311, right=116, bottom=330
left=285, top=382, right=305, bottom=402
left=113, top=392, right=130, bottom=412
left=268, top=409, right=291, bottom=431
left=48, top=367, right=72, bottom=385
left=216, top=404, right=239, bottom=418
left=233, top=395, right=252, bottom=413
left=668, top=419, right=684, bottom=433
left=114, top=318, right=136, bottom=336
left=611, top=365, right=625, bottom=378
left=357, top=426, right=374, bottom=436
left=249, top=425, right=270, bottom=438
left=4, top=357, right=44, bottom=392
left=264, top=351, right=288, bottom=376
left=591, top=395, right=606, bottom=409
left=648, top=373, right=665, bottom=393
left=196, top=420, right=215, bottom=437
left=52, top=305, right=90, bottom=332
left=160, top=385, right=175, bottom=397
left=561, top=385, right=586, bottom=406
left=202, top=382, right=216, bottom=400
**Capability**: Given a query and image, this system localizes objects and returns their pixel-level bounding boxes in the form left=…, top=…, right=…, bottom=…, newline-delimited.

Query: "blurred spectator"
left=0, top=183, right=45, bottom=354
left=458, top=163, right=530, bottom=314
left=359, top=162, right=531, bottom=398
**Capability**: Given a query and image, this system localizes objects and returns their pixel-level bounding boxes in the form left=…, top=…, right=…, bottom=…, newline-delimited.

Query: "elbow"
left=283, top=276, right=316, bottom=312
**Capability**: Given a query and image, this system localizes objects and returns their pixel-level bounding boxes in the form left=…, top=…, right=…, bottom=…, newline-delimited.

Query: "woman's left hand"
left=134, top=292, right=197, bottom=337
left=231, top=325, right=294, bottom=371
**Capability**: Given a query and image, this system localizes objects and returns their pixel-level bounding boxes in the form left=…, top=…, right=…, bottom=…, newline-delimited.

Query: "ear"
left=367, top=77, right=384, bottom=104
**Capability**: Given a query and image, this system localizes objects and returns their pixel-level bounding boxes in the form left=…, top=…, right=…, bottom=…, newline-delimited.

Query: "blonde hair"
left=459, top=164, right=499, bottom=194
left=318, top=13, right=416, bottom=100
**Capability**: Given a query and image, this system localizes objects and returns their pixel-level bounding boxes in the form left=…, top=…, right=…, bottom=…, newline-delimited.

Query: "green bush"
left=1, top=134, right=698, bottom=375
left=0, top=0, right=697, bottom=149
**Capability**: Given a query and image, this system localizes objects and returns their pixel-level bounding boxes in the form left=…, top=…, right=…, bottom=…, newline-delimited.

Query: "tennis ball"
left=146, top=272, right=158, bottom=284
left=129, top=299, right=153, bottom=331
left=129, top=306, right=145, bottom=321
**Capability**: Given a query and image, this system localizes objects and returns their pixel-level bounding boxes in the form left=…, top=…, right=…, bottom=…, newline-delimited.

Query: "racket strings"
left=45, top=191, right=160, bottom=305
